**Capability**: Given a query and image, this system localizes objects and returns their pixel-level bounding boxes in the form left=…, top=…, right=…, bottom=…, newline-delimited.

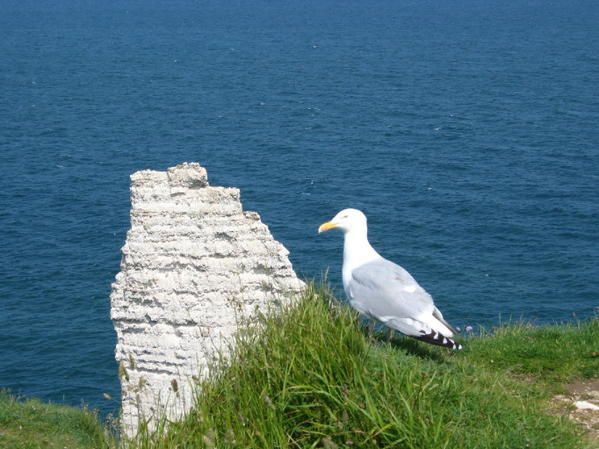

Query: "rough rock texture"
left=110, top=163, right=304, bottom=437
left=551, top=380, right=599, bottom=442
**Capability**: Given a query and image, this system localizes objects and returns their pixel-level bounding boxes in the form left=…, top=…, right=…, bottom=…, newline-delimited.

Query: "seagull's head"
left=318, top=208, right=367, bottom=235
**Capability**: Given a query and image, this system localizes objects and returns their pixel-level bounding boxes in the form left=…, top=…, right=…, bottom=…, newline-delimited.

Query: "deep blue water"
left=1, top=0, right=598, bottom=416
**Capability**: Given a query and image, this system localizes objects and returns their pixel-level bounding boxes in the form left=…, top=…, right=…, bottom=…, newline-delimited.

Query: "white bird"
left=319, top=208, right=462, bottom=350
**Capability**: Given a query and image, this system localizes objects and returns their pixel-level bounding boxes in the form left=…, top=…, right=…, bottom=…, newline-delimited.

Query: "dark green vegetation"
left=0, top=391, right=112, bottom=449
left=3, top=286, right=598, bottom=448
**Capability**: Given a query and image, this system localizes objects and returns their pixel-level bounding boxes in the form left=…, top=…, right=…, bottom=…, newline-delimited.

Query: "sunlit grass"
left=0, top=391, right=113, bottom=449
left=463, top=319, right=599, bottom=385
left=130, top=284, right=592, bottom=449
left=2, top=285, right=596, bottom=448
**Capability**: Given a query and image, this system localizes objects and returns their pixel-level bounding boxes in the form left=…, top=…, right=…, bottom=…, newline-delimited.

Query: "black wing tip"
left=415, top=330, right=463, bottom=350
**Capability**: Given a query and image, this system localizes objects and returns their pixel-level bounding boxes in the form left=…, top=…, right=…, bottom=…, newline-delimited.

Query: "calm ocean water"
left=1, top=0, right=598, bottom=416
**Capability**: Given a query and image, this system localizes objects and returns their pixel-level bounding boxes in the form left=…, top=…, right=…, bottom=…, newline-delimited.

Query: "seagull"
left=319, top=208, right=462, bottom=350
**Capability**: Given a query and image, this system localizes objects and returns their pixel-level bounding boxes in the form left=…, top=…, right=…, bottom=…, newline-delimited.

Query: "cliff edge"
left=110, top=163, right=304, bottom=437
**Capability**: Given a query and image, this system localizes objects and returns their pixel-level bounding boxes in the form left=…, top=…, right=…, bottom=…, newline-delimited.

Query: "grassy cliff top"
left=2, top=286, right=597, bottom=449
left=0, top=392, right=112, bottom=449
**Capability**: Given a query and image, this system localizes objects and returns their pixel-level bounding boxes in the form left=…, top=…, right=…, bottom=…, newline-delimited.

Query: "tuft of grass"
left=464, top=319, right=599, bottom=385
left=2, top=286, right=595, bottom=448
left=0, top=391, right=113, bottom=449
left=131, top=284, right=592, bottom=449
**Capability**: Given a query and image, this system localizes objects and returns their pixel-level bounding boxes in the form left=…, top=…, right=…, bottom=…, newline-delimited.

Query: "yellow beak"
left=318, top=221, right=338, bottom=233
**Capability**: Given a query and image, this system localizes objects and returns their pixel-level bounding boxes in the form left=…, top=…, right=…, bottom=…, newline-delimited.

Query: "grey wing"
left=348, top=258, right=435, bottom=323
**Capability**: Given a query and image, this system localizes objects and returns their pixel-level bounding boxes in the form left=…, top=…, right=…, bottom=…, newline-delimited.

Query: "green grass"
left=464, top=320, right=599, bottom=385
left=130, top=285, right=596, bottom=449
left=3, top=286, right=597, bottom=448
left=0, top=391, right=112, bottom=449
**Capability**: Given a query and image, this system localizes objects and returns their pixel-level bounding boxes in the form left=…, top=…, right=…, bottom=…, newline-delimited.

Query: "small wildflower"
left=202, top=428, right=216, bottom=448
left=138, top=376, right=147, bottom=390
left=465, top=325, right=474, bottom=333
left=225, top=428, right=236, bottom=444
left=322, top=436, right=339, bottom=449
left=342, top=410, right=349, bottom=424
left=263, top=393, right=275, bottom=409
left=342, top=386, right=349, bottom=398
left=118, top=362, right=129, bottom=381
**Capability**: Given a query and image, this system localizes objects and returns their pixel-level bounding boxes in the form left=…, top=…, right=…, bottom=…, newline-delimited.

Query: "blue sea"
left=1, top=0, right=598, bottom=416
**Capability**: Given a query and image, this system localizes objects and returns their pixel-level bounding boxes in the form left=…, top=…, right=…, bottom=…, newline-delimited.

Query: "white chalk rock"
left=110, top=163, right=304, bottom=437
left=574, top=400, right=599, bottom=411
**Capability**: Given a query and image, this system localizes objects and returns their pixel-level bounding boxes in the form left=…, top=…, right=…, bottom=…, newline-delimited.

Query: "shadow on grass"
left=334, top=298, right=459, bottom=364
left=364, top=328, right=451, bottom=363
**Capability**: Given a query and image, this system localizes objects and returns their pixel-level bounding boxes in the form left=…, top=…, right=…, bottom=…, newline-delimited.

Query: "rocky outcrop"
left=110, top=163, right=304, bottom=437
left=552, top=380, right=599, bottom=441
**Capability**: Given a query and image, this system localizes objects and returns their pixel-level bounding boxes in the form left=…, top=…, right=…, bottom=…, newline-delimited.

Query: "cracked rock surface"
left=110, top=163, right=304, bottom=437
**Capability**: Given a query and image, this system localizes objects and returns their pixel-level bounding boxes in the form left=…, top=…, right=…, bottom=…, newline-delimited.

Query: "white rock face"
left=574, top=400, right=599, bottom=411
left=110, top=163, right=304, bottom=437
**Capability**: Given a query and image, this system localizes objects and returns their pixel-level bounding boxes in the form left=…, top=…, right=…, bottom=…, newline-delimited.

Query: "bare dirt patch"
left=552, top=380, right=599, bottom=442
